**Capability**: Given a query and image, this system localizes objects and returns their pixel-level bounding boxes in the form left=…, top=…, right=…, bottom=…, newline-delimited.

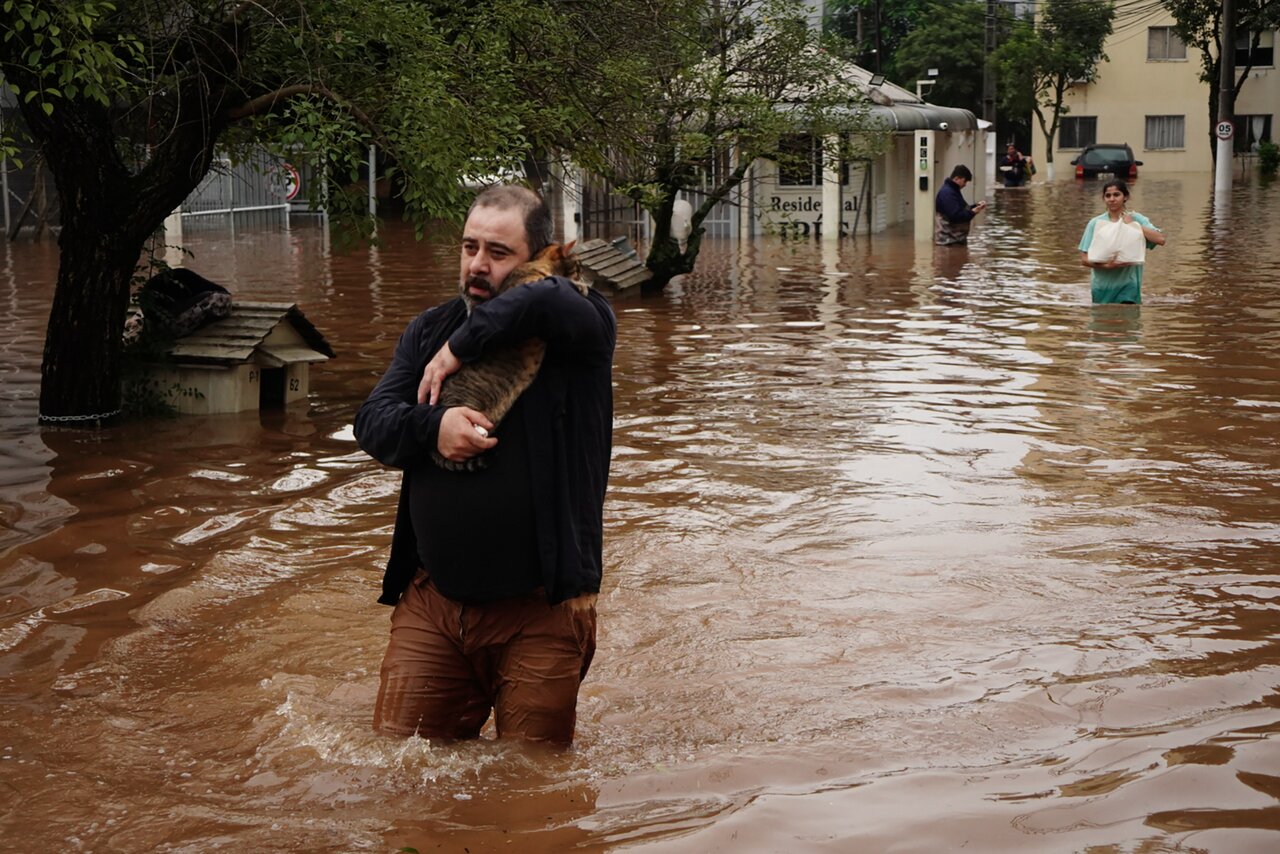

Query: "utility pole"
left=874, top=0, right=883, bottom=73
left=1215, top=0, right=1236, bottom=196
left=983, top=0, right=998, bottom=124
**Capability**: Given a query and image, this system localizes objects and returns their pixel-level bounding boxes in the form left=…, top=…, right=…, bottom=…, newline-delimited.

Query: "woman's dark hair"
left=466, top=185, right=553, bottom=256
left=1101, top=179, right=1130, bottom=198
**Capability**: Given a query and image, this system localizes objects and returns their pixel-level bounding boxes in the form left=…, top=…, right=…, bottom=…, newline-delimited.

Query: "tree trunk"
left=645, top=233, right=701, bottom=287
left=23, top=95, right=222, bottom=424
left=644, top=196, right=700, bottom=288
left=32, top=127, right=162, bottom=424
left=1208, top=87, right=1220, bottom=165
left=38, top=224, right=142, bottom=424
left=1204, top=50, right=1222, bottom=165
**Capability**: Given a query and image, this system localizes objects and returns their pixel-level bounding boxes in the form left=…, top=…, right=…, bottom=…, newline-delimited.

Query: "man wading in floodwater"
left=354, top=185, right=616, bottom=744
left=934, top=164, right=987, bottom=246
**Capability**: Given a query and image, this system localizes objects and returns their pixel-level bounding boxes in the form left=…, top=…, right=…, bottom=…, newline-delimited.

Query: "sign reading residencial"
left=1215, top=121, right=1234, bottom=141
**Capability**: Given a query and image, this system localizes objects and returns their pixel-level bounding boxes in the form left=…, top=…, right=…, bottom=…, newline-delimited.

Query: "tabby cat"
left=431, top=241, right=587, bottom=471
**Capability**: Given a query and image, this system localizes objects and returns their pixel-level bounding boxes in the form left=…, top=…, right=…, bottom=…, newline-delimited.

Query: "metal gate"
left=579, top=173, right=649, bottom=246
left=683, top=147, right=737, bottom=238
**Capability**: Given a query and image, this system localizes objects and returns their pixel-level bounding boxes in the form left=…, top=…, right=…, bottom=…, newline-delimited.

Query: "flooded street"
left=2, top=172, right=1279, bottom=852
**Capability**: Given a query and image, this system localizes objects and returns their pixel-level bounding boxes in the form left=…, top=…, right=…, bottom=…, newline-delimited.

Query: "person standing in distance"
left=354, top=184, right=616, bottom=745
left=999, top=143, right=1033, bottom=187
left=934, top=165, right=987, bottom=245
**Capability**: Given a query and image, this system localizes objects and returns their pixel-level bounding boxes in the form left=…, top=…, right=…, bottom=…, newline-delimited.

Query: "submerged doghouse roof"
left=168, top=301, right=335, bottom=366
left=574, top=237, right=653, bottom=290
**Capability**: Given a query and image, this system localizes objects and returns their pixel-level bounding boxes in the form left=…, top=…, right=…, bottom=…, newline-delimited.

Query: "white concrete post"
left=822, top=134, right=841, bottom=241
left=163, top=208, right=184, bottom=266
left=739, top=159, right=755, bottom=241
left=914, top=130, right=937, bottom=242
left=971, top=131, right=987, bottom=200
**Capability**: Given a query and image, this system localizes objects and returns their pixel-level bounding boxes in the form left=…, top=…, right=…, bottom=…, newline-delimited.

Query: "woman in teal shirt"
left=1078, top=180, right=1166, bottom=303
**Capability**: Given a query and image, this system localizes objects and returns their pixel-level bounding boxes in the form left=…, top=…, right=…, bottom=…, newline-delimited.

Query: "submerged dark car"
left=1071, top=143, right=1142, bottom=180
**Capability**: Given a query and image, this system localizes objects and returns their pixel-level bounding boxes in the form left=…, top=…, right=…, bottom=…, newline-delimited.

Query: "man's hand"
left=418, top=342, right=462, bottom=405
left=437, top=407, right=497, bottom=461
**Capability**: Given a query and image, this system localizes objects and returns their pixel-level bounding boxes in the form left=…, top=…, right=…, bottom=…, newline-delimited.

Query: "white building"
left=554, top=65, right=986, bottom=246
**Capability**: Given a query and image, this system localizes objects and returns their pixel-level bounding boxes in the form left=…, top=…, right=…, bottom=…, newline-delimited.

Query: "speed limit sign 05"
left=1216, top=121, right=1234, bottom=140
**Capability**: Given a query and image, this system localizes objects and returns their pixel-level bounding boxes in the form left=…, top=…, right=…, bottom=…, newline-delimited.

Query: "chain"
left=38, top=409, right=122, bottom=424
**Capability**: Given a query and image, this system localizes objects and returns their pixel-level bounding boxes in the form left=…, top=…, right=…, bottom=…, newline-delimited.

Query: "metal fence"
left=0, top=113, right=316, bottom=238
left=181, top=153, right=308, bottom=226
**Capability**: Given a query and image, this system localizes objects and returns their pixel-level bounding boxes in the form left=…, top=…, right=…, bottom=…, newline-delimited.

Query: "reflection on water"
left=2, top=173, right=1279, bottom=851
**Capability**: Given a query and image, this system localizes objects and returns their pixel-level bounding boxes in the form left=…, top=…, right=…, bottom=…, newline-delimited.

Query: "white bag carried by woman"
left=1087, top=218, right=1146, bottom=265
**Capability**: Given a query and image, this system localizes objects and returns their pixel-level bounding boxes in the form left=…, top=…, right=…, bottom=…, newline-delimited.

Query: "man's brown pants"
left=374, top=572, right=596, bottom=744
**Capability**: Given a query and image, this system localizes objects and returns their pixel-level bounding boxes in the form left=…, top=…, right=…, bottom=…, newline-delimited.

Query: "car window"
left=1082, top=147, right=1132, bottom=166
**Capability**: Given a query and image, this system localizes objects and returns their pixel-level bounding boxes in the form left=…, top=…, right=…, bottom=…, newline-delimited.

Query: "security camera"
left=938, top=121, right=949, bottom=131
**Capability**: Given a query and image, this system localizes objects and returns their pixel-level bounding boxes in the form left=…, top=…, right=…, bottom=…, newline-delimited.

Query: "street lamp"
left=916, top=68, right=939, bottom=101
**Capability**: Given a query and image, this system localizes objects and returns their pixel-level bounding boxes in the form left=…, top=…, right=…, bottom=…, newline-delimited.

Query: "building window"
left=777, top=134, right=822, bottom=186
left=1236, top=30, right=1275, bottom=67
left=1059, top=116, right=1097, bottom=149
left=1234, top=114, right=1274, bottom=152
left=1145, top=115, right=1185, bottom=149
left=1148, top=27, right=1187, bottom=61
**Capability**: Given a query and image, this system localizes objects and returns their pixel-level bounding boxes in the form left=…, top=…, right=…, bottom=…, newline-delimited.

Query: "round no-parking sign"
left=1215, top=121, right=1234, bottom=141
left=280, top=163, right=301, bottom=200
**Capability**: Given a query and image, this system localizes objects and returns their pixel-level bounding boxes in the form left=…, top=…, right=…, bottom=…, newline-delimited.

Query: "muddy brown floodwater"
left=2, top=173, right=1279, bottom=853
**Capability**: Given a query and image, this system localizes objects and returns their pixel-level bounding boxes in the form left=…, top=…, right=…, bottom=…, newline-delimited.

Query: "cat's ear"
left=563, top=239, right=576, bottom=254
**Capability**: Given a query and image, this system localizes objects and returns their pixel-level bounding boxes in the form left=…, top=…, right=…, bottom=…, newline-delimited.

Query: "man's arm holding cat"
left=418, top=277, right=615, bottom=405
left=356, top=306, right=497, bottom=468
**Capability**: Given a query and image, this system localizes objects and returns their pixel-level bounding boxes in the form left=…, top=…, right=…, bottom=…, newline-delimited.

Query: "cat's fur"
left=431, top=241, right=587, bottom=472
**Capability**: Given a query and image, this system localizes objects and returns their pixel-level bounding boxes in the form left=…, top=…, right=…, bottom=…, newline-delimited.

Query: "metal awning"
left=867, top=104, right=981, bottom=133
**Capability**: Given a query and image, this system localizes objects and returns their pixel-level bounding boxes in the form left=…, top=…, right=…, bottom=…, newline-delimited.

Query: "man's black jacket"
left=935, top=178, right=978, bottom=223
left=354, top=277, right=616, bottom=606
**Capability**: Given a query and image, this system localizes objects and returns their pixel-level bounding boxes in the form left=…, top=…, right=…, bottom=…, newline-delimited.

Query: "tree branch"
left=225, top=84, right=320, bottom=120
left=225, top=83, right=392, bottom=151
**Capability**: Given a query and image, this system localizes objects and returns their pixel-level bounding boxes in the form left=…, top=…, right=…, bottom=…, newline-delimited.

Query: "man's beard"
left=460, top=275, right=496, bottom=313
